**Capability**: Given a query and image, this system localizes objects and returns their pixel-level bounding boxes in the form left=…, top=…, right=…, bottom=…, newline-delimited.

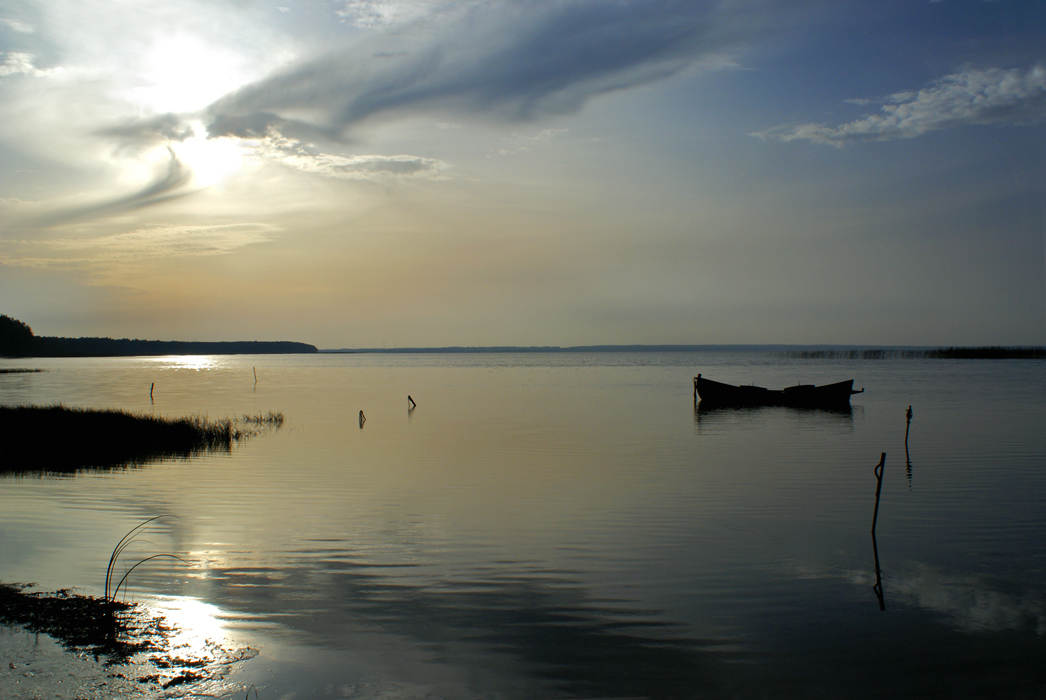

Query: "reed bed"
left=0, top=405, right=284, bottom=474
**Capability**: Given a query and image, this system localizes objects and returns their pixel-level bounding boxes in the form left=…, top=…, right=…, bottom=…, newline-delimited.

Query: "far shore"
left=319, top=344, right=1046, bottom=359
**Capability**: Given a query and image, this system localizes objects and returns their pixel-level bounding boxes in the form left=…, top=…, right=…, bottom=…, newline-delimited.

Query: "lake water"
left=2, top=351, right=1044, bottom=699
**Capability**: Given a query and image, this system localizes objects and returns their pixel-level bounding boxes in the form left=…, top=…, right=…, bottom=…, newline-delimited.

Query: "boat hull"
left=694, top=375, right=862, bottom=408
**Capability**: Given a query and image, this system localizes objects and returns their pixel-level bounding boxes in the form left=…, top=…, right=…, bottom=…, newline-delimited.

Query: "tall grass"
left=0, top=405, right=285, bottom=474
left=104, top=515, right=190, bottom=602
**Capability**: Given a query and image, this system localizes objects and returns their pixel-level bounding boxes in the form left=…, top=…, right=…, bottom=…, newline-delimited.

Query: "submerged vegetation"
left=781, top=346, right=1046, bottom=360
left=0, top=405, right=284, bottom=474
left=2, top=517, right=257, bottom=691
left=0, top=583, right=147, bottom=662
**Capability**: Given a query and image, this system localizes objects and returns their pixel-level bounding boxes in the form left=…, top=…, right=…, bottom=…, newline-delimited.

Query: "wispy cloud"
left=0, top=52, right=63, bottom=78
left=335, top=0, right=470, bottom=29
left=253, top=130, right=449, bottom=179
left=754, top=65, right=1046, bottom=146
left=1, top=18, right=34, bottom=33
left=208, top=0, right=742, bottom=137
left=32, top=148, right=195, bottom=227
left=491, top=128, right=568, bottom=156
left=2, top=223, right=277, bottom=269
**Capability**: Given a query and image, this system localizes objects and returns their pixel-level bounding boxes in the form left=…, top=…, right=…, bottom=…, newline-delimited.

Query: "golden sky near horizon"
left=1, top=0, right=1044, bottom=348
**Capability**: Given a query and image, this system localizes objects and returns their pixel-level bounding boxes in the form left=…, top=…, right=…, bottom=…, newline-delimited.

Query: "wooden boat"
left=694, top=374, right=863, bottom=408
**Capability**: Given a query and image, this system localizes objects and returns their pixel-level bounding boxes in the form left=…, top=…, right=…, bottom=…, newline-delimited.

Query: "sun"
left=171, top=122, right=245, bottom=188
left=117, top=33, right=257, bottom=188
left=127, top=34, right=254, bottom=114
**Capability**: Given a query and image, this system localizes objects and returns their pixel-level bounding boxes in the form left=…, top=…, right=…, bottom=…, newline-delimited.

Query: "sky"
left=0, top=0, right=1044, bottom=348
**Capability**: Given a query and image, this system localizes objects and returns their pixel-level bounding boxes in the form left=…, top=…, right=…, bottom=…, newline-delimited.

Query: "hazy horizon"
left=2, top=1, right=1044, bottom=348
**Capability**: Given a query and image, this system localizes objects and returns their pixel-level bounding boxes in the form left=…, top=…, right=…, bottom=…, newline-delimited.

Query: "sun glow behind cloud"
left=123, top=34, right=265, bottom=115
left=172, top=123, right=245, bottom=188
left=1, top=0, right=1043, bottom=345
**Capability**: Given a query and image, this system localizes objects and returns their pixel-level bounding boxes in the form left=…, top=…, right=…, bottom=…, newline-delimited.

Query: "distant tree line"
left=781, top=347, right=1045, bottom=360
left=1, top=314, right=317, bottom=358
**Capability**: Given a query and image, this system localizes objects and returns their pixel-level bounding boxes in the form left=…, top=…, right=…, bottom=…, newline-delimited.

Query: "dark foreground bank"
left=0, top=405, right=283, bottom=473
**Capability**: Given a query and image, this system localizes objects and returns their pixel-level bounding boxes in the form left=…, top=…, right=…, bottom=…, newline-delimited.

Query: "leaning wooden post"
left=359, top=410, right=366, bottom=428
left=905, top=406, right=913, bottom=486
left=150, top=382, right=154, bottom=400
left=871, top=452, right=886, bottom=534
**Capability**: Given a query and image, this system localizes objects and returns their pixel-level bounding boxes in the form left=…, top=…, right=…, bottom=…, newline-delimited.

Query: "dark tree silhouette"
left=0, top=314, right=317, bottom=357
left=0, top=314, right=38, bottom=357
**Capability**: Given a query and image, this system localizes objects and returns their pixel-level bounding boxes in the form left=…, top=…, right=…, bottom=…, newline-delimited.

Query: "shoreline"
left=1, top=584, right=254, bottom=699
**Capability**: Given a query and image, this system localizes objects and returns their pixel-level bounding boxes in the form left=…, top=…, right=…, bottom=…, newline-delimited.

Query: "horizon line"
left=318, top=343, right=1045, bottom=354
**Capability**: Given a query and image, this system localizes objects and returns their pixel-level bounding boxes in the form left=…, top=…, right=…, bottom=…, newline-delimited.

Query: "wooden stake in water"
left=359, top=410, right=366, bottom=428
left=150, top=382, right=154, bottom=400
left=871, top=529, right=885, bottom=611
left=905, top=406, right=913, bottom=486
left=254, top=367, right=258, bottom=384
left=408, top=395, right=416, bottom=409
left=870, top=452, right=887, bottom=610
left=871, top=452, right=886, bottom=534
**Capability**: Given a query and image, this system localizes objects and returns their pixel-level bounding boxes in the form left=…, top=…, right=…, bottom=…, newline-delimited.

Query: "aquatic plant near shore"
left=104, top=516, right=189, bottom=603
left=0, top=405, right=284, bottom=473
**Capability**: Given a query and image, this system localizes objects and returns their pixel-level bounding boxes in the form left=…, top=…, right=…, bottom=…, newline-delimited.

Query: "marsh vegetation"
left=0, top=405, right=284, bottom=474
left=3, top=523, right=255, bottom=692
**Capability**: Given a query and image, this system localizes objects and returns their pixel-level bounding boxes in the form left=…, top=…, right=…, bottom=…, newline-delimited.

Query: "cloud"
left=491, top=128, right=568, bottom=156
left=96, top=114, right=197, bottom=153
left=207, top=0, right=740, bottom=137
left=754, top=65, right=1046, bottom=146
left=1, top=223, right=277, bottom=269
left=31, top=148, right=195, bottom=227
left=252, top=130, right=450, bottom=179
left=1, top=18, right=34, bottom=33
left=335, top=0, right=467, bottom=29
left=0, top=52, right=63, bottom=78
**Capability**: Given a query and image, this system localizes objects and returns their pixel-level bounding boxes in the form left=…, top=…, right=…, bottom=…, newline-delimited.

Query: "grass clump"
left=0, top=405, right=284, bottom=474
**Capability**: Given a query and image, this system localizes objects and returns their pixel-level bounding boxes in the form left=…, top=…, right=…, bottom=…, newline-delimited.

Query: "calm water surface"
left=2, top=352, right=1044, bottom=698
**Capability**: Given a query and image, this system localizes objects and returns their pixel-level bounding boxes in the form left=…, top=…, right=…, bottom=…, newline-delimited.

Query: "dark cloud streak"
left=206, top=0, right=738, bottom=138
left=96, top=114, right=195, bottom=154
left=32, top=147, right=193, bottom=228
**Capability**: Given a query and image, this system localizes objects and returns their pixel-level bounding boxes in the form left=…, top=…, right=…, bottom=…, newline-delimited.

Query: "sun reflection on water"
left=148, top=595, right=230, bottom=656
left=163, top=355, right=222, bottom=372
left=121, top=594, right=260, bottom=696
